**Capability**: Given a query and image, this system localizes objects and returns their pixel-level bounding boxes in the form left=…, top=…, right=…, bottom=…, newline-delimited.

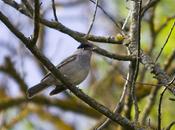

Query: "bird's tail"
left=27, top=82, right=48, bottom=99
left=49, top=85, right=66, bottom=96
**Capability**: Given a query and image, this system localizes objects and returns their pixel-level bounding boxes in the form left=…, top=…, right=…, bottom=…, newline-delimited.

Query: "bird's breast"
left=59, top=59, right=90, bottom=85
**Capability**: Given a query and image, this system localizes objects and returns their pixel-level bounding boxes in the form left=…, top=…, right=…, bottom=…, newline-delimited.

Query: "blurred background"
left=0, top=0, right=175, bottom=130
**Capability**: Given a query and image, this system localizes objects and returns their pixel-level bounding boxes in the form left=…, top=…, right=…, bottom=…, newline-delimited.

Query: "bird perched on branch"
left=27, top=44, right=93, bottom=98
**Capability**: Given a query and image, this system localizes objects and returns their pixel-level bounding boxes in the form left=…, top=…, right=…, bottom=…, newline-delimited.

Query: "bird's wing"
left=41, top=72, right=51, bottom=82
left=49, top=85, right=66, bottom=95
left=41, top=54, right=77, bottom=82
left=56, top=54, right=77, bottom=69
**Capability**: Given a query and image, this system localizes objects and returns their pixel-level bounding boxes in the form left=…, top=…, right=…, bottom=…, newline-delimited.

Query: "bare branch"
left=158, top=77, right=175, bottom=130
left=158, top=88, right=167, bottom=130
left=155, top=20, right=175, bottom=63
left=92, top=44, right=134, bottom=61
left=156, top=15, right=175, bottom=34
left=86, top=0, right=99, bottom=36
left=166, top=121, right=175, bottom=130
left=128, top=0, right=142, bottom=122
left=52, top=0, right=58, bottom=22
left=164, top=49, right=175, bottom=71
left=31, top=0, right=40, bottom=45
left=21, top=0, right=33, bottom=15
left=88, top=0, right=122, bottom=33
left=141, top=0, right=160, bottom=17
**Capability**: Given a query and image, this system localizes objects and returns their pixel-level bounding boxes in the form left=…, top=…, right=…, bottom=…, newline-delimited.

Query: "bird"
left=27, top=44, right=93, bottom=98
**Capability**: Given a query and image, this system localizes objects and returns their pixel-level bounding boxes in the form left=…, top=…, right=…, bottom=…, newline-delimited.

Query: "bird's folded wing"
left=56, top=54, right=77, bottom=68
left=41, top=54, right=77, bottom=82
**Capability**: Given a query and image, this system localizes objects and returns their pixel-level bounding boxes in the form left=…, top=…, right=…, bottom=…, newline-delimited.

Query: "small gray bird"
left=27, top=44, right=92, bottom=98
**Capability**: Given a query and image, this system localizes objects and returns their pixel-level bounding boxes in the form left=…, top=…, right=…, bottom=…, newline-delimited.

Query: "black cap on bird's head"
left=77, top=44, right=93, bottom=50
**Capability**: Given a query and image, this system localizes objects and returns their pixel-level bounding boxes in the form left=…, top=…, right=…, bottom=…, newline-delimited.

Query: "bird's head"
left=77, top=44, right=93, bottom=50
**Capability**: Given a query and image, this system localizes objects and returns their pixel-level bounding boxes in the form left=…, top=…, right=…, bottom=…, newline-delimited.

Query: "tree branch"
left=0, top=97, right=100, bottom=118
left=30, top=0, right=40, bottom=45
left=128, top=0, right=142, bottom=122
left=51, top=0, right=58, bottom=22
left=2, top=0, right=123, bottom=44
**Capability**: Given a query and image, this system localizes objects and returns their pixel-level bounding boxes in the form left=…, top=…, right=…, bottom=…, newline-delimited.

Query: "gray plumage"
left=27, top=44, right=92, bottom=98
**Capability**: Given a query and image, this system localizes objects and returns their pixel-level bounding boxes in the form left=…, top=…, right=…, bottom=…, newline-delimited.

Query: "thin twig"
left=52, top=0, right=58, bottom=22
left=122, top=76, right=162, bottom=87
left=122, top=10, right=132, bottom=30
left=155, top=20, right=175, bottom=63
left=148, top=7, right=156, bottom=56
left=158, top=87, right=167, bottom=130
left=31, top=0, right=40, bottom=45
left=141, top=0, right=160, bottom=17
left=21, top=0, right=33, bottom=15
left=164, top=49, right=175, bottom=71
left=166, top=121, right=175, bottom=130
left=86, top=0, right=99, bottom=36
left=158, top=77, right=175, bottom=130
left=169, top=98, right=175, bottom=101
left=156, top=15, right=175, bottom=34
left=88, top=0, right=122, bottom=34
left=141, top=85, right=160, bottom=124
